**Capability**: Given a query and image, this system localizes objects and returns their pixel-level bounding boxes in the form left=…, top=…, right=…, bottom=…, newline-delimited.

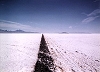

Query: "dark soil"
left=34, top=34, right=55, bottom=72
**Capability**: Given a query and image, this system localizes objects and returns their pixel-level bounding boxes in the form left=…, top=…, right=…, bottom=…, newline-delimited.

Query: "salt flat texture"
left=0, top=33, right=100, bottom=72
left=45, top=34, right=100, bottom=72
left=0, top=33, right=41, bottom=72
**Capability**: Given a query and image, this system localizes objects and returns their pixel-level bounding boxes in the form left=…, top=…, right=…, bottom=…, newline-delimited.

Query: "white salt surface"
left=0, top=33, right=41, bottom=72
left=45, top=34, right=100, bottom=72
left=0, top=33, right=100, bottom=72
left=45, top=34, right=100, bottom=59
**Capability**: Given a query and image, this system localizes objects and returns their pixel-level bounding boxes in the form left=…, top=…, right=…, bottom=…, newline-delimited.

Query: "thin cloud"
left=82, top=8, right=100, bottom=24
left=0, top=20, right=20, bottom=24
left=0, top=20, right=35, bottom=32
left=87, top=9, right=100, bottom=16
left=69, top=26, right=72, bottom=29
left=82, top=16, right=99, bottom=24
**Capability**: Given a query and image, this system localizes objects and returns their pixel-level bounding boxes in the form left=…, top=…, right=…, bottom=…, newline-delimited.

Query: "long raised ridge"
left=34, top=34, right=55, bottom=72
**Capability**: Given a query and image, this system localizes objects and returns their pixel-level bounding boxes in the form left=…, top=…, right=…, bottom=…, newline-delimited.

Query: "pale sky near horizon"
left=0, top=0, right=100, bottom=33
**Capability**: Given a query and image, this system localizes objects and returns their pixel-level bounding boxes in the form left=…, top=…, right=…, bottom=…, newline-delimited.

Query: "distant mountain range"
left=0, top=29, right=39, bottom=33
left=0, top=29, right=100, bottom=34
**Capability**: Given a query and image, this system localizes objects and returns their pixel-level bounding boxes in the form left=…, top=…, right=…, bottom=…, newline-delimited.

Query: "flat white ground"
left=0, top=33, right=41, bottom=72
left=0, top=33, right=100, bottom=72
left=45, top=34, right=100, bottom=72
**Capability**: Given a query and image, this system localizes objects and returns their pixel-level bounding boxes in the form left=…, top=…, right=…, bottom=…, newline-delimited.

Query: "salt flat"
left=0, top=33, right=100, bottom=72
left=0, top=33, right=41, bottom=72
left=45, top=34, right=100, bottom=59
left=45, top=34, right=100, bottom=72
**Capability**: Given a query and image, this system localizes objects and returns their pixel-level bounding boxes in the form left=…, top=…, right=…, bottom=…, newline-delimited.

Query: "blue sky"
left=0, top=0, right=100, bottom=33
